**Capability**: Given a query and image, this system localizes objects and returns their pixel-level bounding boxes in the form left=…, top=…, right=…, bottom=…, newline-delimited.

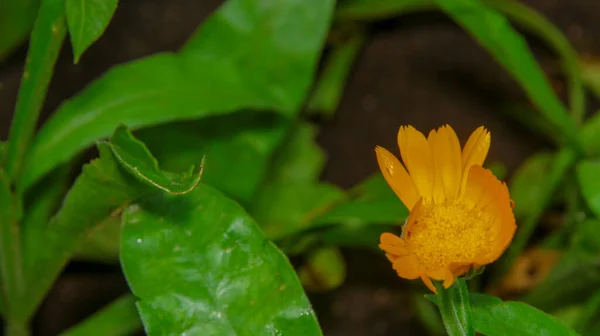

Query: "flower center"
left=406, top=201, right=494, bottom=271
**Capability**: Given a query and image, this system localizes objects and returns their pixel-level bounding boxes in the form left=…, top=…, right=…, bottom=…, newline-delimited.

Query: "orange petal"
left=392, top=253, right=421, bottom=280
left=461, top=165, right=499, bottom=210
left=426, top=267, right=455, bottom=289
left=461, top=126, right=490, bottom=193
left=421, top=274, right=437, bottom=293
left=375, top=146, right=419, bottom=210
left=462, top=165, right=516, bottom=264
left=428, top=125, right=462, bottom=201
left=397, top=126, right=434, bottom=201
left=403, top=197, right=423, bottom=236
left=379, top=232, right=409, bottom=256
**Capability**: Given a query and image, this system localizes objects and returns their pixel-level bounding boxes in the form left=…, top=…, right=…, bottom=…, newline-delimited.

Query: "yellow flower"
left=375, top=125, right=516, bottom=293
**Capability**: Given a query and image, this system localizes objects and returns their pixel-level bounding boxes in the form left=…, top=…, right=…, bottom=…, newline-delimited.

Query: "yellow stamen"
left=407, top=200, right=494, bottom=271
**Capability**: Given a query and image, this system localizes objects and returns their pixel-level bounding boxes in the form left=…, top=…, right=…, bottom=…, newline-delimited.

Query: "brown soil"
left=1, top=0, right=598, bottom=335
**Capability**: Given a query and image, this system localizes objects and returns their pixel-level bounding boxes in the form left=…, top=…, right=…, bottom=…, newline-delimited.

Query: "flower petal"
left=421, top=274, right=437, bottom=293
left=462, top=165, right=516, bottom=264
left=375, top=146, right=419, bottom=210
left=398, top=126, right=434, bottom=200
left=426, top=267, right=455, bottom=289
left=428, top=125, right=462, bottom=201
left=392, top=254, right=421, bottom=280
left=379, top=232, right=409, bottom=256
left=461, top=126, right=490, bottom=193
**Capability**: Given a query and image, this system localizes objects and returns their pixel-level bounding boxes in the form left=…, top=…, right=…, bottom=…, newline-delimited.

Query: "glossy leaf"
left=16, top=143, right=150, bottom=321
left=108, top=125, right=203, bottom=195
left=509, top=152, right=555, bottom=219
left=469, top=294, right=577, bottom=336
left=65, top=0, right=118, bottom=63
left=23, top=0, right=335, bottom=190
left=298, top=246, right=346, bottom=292
left=307, top=32, right=365, bottom=118
left=435, top=280, right=474, bottom=336
left=120, top=184, right=322, bottom=335
left=0, top=0, right=40, bottom=61
left=6, top=0, right=67, bottom=184
left=577, top=160, right=600, bottom=218
left=136, top=113, right=289, bottom=204
left=61, top=295, right=141, bottom=336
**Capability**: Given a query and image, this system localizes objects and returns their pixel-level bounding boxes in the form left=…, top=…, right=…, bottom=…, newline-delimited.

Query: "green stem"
left=434, top=280, right=475, bottom=336
left=5, top=0, right=66, bottom=186
left=0, top=170, right=24, bottom=317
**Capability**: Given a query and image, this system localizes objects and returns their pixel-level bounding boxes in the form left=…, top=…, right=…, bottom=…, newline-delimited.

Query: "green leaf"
left=120, top=184, right=323, bottom=335
left=65, top=0, right=118, bottom=63
left=298, top=246, right=346, bottom=292
left=60, top=295, right=141, bottom=336
left=16, top=143, right=150, bottom=321
left=509, top=152, right=555, bottom=219
left=23, top=0, right=335, bottom=191
left=6, top=0, right=67, bottom=185
left=0, top=0, right=41, bottom=61
left=307, top=31, right=365, bottom=118
left=108, top=125, right=203, bottom=195
left=469, top=294, right=578, bottom=336
left=577, top=160, right=600, bottom=218
left=432, top=0, right=580, bottom=150
left=250, top=124, right=345, bottom=240
left=434, top=280, right=474, bottom=336
left=136, top=113, right=289, bottom=204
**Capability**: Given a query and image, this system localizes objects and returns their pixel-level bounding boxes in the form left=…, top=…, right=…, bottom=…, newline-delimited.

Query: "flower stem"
left=434, top=280, right=475, bottom=336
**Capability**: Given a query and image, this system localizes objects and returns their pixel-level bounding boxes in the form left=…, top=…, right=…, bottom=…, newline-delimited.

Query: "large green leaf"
left=120, top=184, right=323, bottom=335
left=0, top=0, right=40, bottom=61
left=509, top=152, right=555, bottom=219
left=65, top=0, right=118, bottom=63
left=469, top=294, right=577, bottom=336
left=577, top=160, right=600, bottom=218
left=23, top=0, right=335, bottom=190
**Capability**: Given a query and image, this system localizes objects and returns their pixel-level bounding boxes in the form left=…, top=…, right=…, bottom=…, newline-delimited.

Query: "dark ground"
left=1, top=0, right=598, bottom=335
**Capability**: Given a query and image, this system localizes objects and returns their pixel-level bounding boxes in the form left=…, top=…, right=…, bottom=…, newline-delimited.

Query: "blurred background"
left=1, top=0, right=598, bottom=335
